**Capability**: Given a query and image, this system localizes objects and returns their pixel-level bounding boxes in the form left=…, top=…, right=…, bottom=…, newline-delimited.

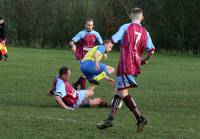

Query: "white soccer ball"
left=111, top=99, right=123, bottom=109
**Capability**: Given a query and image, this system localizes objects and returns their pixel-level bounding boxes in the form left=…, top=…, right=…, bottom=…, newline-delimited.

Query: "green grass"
left=0, top=47, right=200, bottom=139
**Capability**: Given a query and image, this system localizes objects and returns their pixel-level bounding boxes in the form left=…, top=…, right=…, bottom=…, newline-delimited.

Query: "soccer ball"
left=111, top=99, right=123, bottom=109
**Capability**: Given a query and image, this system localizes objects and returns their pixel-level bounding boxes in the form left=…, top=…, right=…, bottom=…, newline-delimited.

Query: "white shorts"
left=116, top=75, right=138, bottom=90
left=75, top=90, right=87, bottom=108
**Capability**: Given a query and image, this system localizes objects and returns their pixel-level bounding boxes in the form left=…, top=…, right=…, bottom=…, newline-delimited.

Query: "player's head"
left=129, top=7, right=144, bottom=22
left=0, top=17, right=4, bottom=24
left=59, top=66, right=71, bottom=81
left=85, top=18, right=94, bottom=32
left=103, top=39, right=113, bottom=52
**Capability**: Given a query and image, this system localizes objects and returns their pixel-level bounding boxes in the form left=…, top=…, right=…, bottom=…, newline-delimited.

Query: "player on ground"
left=49, top=66, right=110, bottom=110
left=96, top=7, right=155, bottom=132
left=80, top=40, right=115, bottom=85
left=69, top=18, right=103, bottom=90
left=0, top=17, right=8, bottom=62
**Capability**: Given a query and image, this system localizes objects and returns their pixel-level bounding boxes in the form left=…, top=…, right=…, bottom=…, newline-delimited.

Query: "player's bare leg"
left=89, top=65, right=115, bottom=85
left=88, top=83, right=96, bottom=91
left=89, top=98, right=111, bottom=107
left=80, top=90, right=110, bottom=108
left=104, top=76, right=115, bottom=87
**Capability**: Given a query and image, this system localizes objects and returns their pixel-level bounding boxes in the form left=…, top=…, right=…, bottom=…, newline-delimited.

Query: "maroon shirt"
left=112, top=23, right=154, bottom=76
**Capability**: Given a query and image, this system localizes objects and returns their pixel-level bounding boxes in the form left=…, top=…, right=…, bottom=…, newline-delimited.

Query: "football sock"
left=105, top=95, right=122, bottom=121
left=94, top=71, right=109, bottom=81
left=80, top=77, right=86, bottom=89
left=106, top=115, right=114, bottom=121
left=123, top=95, right=141, bottom=122
left=73, top=76, right=82, bottom=89
left=112, top=95, right=122, bottom=109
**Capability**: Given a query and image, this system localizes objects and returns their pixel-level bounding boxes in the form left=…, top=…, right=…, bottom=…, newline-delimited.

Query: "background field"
left=0, top=47, right=200, bottom=139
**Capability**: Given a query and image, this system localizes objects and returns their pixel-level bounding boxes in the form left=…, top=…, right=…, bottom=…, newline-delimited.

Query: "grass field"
left=0, top=47, right=200, bottom=139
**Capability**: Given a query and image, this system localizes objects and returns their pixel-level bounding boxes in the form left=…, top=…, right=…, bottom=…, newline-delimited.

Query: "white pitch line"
left=0, top=111, right=125, bottom=128
left=0, top=111, right=94, bottom=125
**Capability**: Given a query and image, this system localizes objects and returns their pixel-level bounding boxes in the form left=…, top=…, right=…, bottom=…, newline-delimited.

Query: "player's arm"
left=94, top=51, right=100, bottom=71
left=54, top=81, right=74, bottom=110
left=54, top=95, right=74, bottom=110
left=94, top=46, right=106, bottom=70
left=69, top=41, right=76, bottom=53
left=141, top=32, right=155, bottom=65
left=111, top=24, right=128, bottom=44
left=141, top=51, right=154, bottom=65
left=69, top=31, right=83, bottom=53
left=95, top=32, right=103, bottom=45
left=54, top=95, right=68, bottom=109
left=103, top=53, right=108, bottom=59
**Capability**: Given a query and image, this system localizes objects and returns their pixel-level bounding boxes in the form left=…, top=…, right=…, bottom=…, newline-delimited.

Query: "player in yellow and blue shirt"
left=80, top=40, right=115, bottom=85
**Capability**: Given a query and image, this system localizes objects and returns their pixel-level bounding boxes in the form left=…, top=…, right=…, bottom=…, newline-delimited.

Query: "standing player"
left=49, top=66, right=110, bottom=109
left=80, top=40, right=115, bottom=85
left=97, top=7, right=155, bottom=132
left=69, top=18, right=103, bottom=90
left=0, top=17, right=8, bottom=62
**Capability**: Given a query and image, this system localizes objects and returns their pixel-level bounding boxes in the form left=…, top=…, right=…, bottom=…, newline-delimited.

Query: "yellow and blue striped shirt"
left=82, top=45, right=106, bottom=62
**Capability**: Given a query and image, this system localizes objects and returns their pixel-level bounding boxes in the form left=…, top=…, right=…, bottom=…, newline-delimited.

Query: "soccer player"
left=0, top=17, right=8, bottom=62
left=96, top=7, right=155, bottom=132
left=69, top=18, right=103, bottom=90
left=49, top=66, right=110, bottom=110
left=80, top=39, right=115, bottom=85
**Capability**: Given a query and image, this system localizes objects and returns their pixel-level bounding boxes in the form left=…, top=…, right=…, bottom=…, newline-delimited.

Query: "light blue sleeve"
left=54, top=80, right=67, bottom=98
left=146, top=32, right=155, bottom=52
left=72, top=31, right=83, bottom=43
left=97, top=45, right=106, bottom=54
left=95, top=32, right=103, bottom=45
left=112, top=24, right=129, bottom=43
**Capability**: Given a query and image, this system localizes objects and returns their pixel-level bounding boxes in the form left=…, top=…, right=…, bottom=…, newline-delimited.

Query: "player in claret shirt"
left=49, top=66, right=110, bottom=110
left=69, top=18, right=103, bottom=90
left=97, top=7, right=155, bottom=132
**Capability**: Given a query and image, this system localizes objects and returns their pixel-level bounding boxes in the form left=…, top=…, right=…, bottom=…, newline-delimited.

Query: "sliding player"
left=97, top=7, right=155, bottom=132
left=49, top=66, right=110, bottom=110
left=69, top=18, right=103, bottom=89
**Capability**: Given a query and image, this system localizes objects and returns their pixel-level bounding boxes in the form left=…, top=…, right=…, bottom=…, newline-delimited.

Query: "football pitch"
left=0, top=47, right=200, bottom=139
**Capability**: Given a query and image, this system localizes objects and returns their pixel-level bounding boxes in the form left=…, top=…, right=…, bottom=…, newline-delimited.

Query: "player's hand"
left=95, top=64, right=100, bottom=71
left=108, top=78, right=115, bottom=87
left=141, top=60, right=148, bottom=65
left=65, top=106, right=75, bottom=110
left=103, top=53, right=108, bottom=59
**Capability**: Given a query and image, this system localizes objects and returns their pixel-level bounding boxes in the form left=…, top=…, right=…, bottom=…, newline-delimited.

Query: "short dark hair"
left=59, top=66, right=69, bottom=76
left=0, top=17, right=3, bottom=20
left=85, top=18, right=93, bottom=23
